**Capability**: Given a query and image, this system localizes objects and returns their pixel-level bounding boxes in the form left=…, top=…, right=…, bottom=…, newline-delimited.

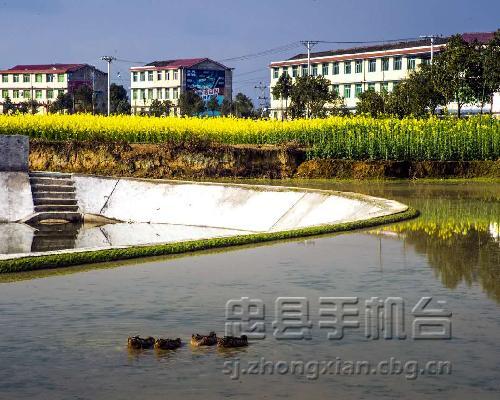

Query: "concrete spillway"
left=0, top=172, right=409, bottom=262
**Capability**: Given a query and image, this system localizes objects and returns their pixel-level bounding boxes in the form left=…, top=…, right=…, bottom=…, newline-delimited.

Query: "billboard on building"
left=185, top=69, right=225, bottom=113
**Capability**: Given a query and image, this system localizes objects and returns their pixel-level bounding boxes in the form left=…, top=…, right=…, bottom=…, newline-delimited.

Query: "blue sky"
left=1, top=0, right=498, bottom=103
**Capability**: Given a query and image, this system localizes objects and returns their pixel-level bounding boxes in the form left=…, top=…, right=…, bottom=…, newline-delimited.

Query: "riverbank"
left=30, top=140, right=500, bottom=179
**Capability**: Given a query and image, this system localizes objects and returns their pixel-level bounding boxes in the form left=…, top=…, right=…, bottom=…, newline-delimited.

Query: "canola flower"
left=0, top=113, right=498, bottom=161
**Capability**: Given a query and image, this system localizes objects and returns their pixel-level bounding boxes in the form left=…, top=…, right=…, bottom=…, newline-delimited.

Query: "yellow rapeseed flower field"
left=0, top=113, right=498, bottom=161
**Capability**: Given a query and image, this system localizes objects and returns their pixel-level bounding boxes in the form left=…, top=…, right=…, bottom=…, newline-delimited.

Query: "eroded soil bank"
left=29, top=140, right=500, bottom=179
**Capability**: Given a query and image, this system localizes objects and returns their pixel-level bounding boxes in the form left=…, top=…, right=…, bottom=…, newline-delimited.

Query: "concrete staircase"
left=26, top=172, right=82, bottom=224
left=31, top=222, right=82, bottom=252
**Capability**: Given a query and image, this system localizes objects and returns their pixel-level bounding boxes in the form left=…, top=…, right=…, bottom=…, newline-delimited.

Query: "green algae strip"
left=0, top=207, right=419, bottom=274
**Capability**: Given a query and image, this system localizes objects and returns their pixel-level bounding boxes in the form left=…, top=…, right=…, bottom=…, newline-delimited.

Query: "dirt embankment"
left=29, top=141, right=500, bottom=179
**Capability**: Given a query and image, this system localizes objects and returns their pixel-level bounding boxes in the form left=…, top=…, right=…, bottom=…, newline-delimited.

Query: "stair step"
left=34, top=205, right=79, bottom=213
left=29, top=171, right=72, bottom=179
left=30, top=177, right=74, bottom=186
left=33, top=191, right=76, bottom=200
left=25, top=212, right=82, bottom=224
left=34, top=198, right=78, bottom=206
left=31, top=184, right=75, bottom=193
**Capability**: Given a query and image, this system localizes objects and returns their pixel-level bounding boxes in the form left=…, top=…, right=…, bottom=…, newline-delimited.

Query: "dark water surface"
left=0, top=181, right=498, bottom=400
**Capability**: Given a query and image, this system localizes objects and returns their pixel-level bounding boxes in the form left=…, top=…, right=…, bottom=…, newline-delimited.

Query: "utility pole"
left=300, top=40, right=319, bottom=75
left=254, top=81, right=269, bottom=117
left=419, top=35, right=437, bottom=64
left=101, top=56, right=116, bottom=115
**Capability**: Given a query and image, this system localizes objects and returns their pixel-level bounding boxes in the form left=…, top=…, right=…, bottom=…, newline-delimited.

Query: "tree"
left=432, top=35, right=478, bottom=117
left=73, top=85, right=93, bottom=113
left=206, top=95, right=220, bottom=116
left=110, top=83, right=129, bottom=114
left=149, top=99, right=164, bottom=117
left=49, top=92, right=73, bottom=113
left=356, top=89, right=385, bottom=117
left=233, top=93, right=254, bottom=118
left=272, top=73, right=293, bottom=120
left=220, top=98, right=233, bottom=116
left=178, top=91, right=205, bottom=116
left=2, top=96, right=13, bottom=114
left=27, top=99, right=39, bottom=114
left=475, top=30, right=500, bottom=113
left=289, top=75, right=336, bottom=118
left=17, top=102, right=29, bottom=114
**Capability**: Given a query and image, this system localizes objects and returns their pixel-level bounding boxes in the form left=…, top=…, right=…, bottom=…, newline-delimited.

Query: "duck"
left=217, top=335, right=248, bottom=348
left=154, top=337, right=182, bottom=350
left=191, top=331, right=217, bottom=347
left=127, top=336, right=155, bottom=349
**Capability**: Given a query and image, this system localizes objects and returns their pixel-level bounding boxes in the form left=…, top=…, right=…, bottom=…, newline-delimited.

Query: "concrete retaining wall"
left=0, top=135, right=29, bottom=172
left=0, top=172, right=34, bottom=223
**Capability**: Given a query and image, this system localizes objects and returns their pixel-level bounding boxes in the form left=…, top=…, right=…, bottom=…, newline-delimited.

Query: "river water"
left=0, top=181, right=498, bottom=400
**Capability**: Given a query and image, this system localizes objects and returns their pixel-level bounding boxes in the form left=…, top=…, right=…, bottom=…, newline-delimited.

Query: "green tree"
left=49, top=92, right=73, bottom=113
left=2, top=96, right=13, bottom=114
left=206, top=96, right=220, bottom=116
left=220, top=98, right=233, bottom=116
left=178, top=91, right=205, bottom=116
left=17, top=102, right=29, bottom=114
left=115, top=99, right=131, bottom=115
left=73, top=85, right=93, bottom=113
left=475, top=30, right=500, bottom=113
left=27, top=99, right=39, bottom=114
left=356, top=89, right=385, bottom=117
left=149, top=99, right=164, bottom=117
left=289, top=75, right=336, bottom=118
left=110, top=83, right=129, bottom=114
left=272, top=73, right=293, bottom=120
left=432, top=35, right=478, bottom=117
left=233, top=93, right=254, bottom=118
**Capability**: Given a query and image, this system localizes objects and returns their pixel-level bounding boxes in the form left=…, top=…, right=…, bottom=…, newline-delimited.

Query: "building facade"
left=269, top=32, right=496, bottom=119
left=130, top=58, right=232, bottom=115
left=0, top=63, right=107, bottom=114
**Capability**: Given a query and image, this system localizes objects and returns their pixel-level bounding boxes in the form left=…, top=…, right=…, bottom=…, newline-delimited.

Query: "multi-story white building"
left=269, top=32, right=497, bottom=119
left=0, top=63, right=107, bottom=114
left=129, top=58, right=232, bottom=115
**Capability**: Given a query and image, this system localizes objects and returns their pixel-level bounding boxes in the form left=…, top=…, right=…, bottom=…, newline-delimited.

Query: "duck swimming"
left=217, top=335, right=248, bottom=348
left=191, top=331, right=217, bottom=347
left=154, top=338, right=182, bottom=350
left=127, top=336, right=155, bottom=349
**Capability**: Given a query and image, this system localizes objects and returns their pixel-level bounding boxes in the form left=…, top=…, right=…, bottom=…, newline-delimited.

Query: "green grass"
left=0, top=207, right=419, bottom=274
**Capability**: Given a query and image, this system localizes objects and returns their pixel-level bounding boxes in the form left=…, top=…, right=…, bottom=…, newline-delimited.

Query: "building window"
left=312, top=64, right=318, bottom=76
left=46, top=89, right=53, bottom=99
left=392, top=81, right=399, bottom=90
left=407, top=57, right=416, bottom=70
left=332, top=62, right=339, bottom=75
left=282, top=67, right=288, bottom=76
left=140, top=72, right=145, bottom=81
left=46, top=74, right=54, bottom=83
left=147, top=88, right=153, bottom=99
left=13, top=74, right=19, bottom=83
left=301, top=65, right=308, bottom=77
left=156, top=88, right=162, bottom=99
left=368, top=59, right=376, bottom=72
left=382, top=58, right=389, bottom=71
left=355, top=60, right=363, bottom=73
left=23, top=89, right=30, bottom=99
left=173, top=70, right=178, bottom=80
left=148, top=71, right=153, bottom=81
left=35, top=74, right=42, bottom=83
left=322, top=64, right=329, bottom=75
left=58, top=74, right=64, bottom=82
left=132, top=72, right=138, bottom=82
left=157, top=71, right=162, bottom=80
left=355, top=83, right=363, bottom=97
left=368, top=82, right=376, bottom=91
left=23, top=74, right=30, bottom=83
left=344, top=61, right=351, bottom=74
left=273, top=68, right=279, bottom=79
left=332, top=84, right=339, bottom=95
left=165, top=88, right=170, bottom=99
left=343, top=84, right=351, bottom=98
left=393, top=57, right=402, bottom=70
left=35, top=89, right=42, bottom=99
left=382, top=82, right=389, bottom=93
left=13, top=89, right=19, bottom=99
left=173, top=87, right=179, bottom=99
left=132, top=89, right=137, bottom=100
left=1, top=74, right=7, bottom=83
left=165, top=71, right=170, bottom=80
left=1, top=89, right=7, bottom=99
left=140, top=89, right=146, bottom=100
left=422, top=57, right=431, bottom=66
left=292, top=66, right=298, bottom=78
